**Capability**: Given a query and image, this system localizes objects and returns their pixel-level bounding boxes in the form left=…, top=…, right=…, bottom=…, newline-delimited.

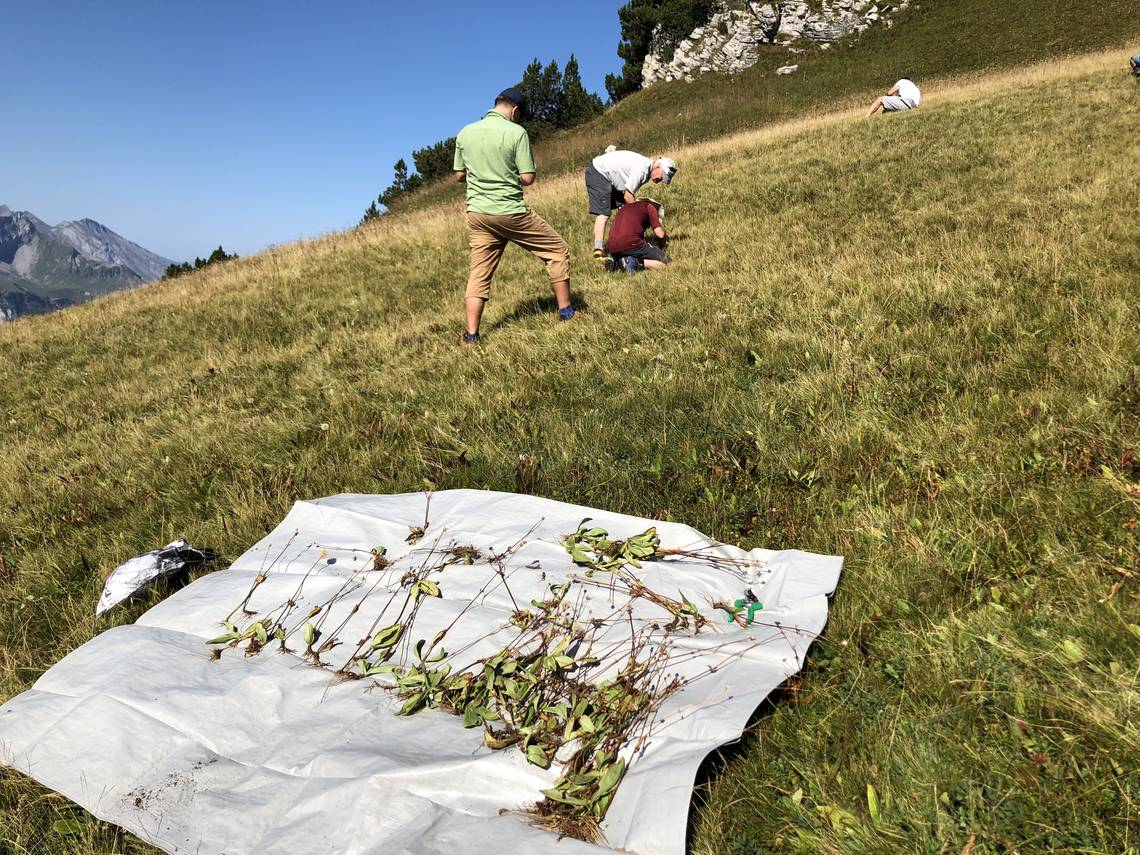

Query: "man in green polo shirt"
left=453, top=87, right=581, bottom=344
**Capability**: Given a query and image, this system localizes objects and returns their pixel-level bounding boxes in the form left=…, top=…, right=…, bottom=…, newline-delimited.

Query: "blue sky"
left=2, top=1, right=623, bottom=262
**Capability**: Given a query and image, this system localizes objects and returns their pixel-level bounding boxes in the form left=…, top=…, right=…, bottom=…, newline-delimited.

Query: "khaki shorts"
left=465, top=210, right=570, bottom=300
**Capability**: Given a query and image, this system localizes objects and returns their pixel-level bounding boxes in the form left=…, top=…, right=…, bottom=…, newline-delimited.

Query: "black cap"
left=497, top=87, right=528, bottom=117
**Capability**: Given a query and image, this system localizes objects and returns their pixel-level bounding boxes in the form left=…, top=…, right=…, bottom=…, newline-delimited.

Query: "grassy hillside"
left=398, top=0, right=1140, bottom=213
left=2, top=50, right=1139, bottom=855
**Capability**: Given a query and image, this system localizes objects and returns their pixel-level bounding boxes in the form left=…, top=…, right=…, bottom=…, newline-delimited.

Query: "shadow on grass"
left=138, top=550, right=226, bottom=613
left=684, top=681, right=798, bottom=853
left=483, top=293, right=593, bottom=335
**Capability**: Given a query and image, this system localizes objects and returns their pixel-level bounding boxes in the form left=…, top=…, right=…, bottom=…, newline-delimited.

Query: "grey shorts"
left=585, top=165, right=625, bottom=216
left=614, top=243, right=671, bottom=264
left=882, top=96, right=918, bottom=112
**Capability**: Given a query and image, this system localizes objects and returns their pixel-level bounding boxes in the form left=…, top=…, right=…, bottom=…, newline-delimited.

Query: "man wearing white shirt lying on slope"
left=867, top=77, right=922, bottom=117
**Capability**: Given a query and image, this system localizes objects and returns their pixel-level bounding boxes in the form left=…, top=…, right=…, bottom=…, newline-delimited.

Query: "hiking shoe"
left=623, top=256, right=639, bottom=275
left=593, top=248, right=607, bottom=265
left=559, top=305, right=588, bottom=321
left=463, top=332, right=482, bottom=345
left=603, top=256, right=617, bottom=273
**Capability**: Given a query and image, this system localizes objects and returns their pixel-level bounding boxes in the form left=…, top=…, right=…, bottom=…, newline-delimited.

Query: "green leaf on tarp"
left=541, top=788, right=589, bottom=806
left=526, top=744, right=551, bottom=768
left=370, top=624, right=403, bottom=650
left=397, top=692, right=426, bottom=716
left=596, top=758, right=625, bottom=797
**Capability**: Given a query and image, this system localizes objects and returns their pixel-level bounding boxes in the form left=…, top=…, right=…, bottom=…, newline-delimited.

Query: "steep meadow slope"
left=2, top=51, right=1138, bottom=853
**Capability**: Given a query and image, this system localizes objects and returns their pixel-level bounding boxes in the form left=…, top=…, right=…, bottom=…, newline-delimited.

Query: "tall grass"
left=2, top=54, right=1138, bottom=854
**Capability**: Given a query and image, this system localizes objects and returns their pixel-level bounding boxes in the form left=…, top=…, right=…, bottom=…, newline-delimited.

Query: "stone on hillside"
left=776, top=64, right=799, bottom=75
left=749, top=2, right=782, bottom=40
left=778, top=1, right=810, bottom=39
left=804, top=12, right=860, bottom=42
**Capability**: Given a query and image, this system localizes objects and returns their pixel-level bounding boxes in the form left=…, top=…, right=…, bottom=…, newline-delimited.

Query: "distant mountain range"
left=0, top=205, right=172, bottom=321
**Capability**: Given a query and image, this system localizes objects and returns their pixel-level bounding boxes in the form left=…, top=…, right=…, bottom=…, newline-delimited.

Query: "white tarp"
left=0, top=490, right=842, bottom=854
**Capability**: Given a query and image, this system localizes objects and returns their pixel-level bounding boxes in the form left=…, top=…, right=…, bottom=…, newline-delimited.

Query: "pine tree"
left=206, top=246, right=237, bottom=265
left=162, top=262, right=193, bottom=279
left=559, top=55, right=604, bottom=128
left=412, top=138, right=457, bottom=184
left=518, top=58, right=564, bottom=139
left=162, top=247, right=236, bottom=278
left=379, top=159, right=412, bottom=207
left=360, top=199, right=382, bottom=225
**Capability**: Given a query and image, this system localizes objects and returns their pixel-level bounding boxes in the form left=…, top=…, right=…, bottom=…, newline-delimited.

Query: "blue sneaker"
left=463, top=332, right=481, bottom=345
left=623, top=256, right=638, bottom=275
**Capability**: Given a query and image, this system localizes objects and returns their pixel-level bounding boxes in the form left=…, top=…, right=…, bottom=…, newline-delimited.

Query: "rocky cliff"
left=641, top=0, right=910, bottom=86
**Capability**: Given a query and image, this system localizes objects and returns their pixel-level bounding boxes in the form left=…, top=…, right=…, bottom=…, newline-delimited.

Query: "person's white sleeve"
left=625, top=167, right=648, bottom=195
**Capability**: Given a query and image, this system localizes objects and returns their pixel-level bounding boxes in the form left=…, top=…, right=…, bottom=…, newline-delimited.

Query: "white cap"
left=656, top=157, right=677, bottom=184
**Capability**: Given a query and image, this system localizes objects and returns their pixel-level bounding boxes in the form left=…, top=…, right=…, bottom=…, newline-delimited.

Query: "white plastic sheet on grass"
left=0, top=490, right=842, bottom=854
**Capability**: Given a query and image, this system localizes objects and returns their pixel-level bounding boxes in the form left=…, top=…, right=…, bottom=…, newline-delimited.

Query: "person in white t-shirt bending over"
left=584, top=149, right=677, bottom=264
left=867, top=77, right=921, bottom=117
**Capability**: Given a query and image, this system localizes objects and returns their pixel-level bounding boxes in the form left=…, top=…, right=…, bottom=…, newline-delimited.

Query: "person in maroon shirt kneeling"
left=604, top=199, right=671, bottom=274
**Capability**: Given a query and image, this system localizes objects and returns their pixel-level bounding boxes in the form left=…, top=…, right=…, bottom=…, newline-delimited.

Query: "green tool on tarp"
left=727, top=589, right=763, bottom=625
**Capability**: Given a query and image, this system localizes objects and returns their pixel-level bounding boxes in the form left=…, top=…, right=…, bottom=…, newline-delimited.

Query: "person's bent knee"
left=543, top=240, right=571, bottom=283
left=548, top=251, right=571, bottom=283
left=465, top=279, right=493, bottom=301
